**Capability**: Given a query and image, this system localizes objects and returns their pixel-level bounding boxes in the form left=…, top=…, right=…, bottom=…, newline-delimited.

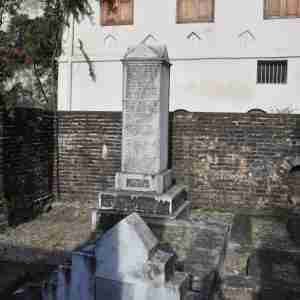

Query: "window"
left=101, top=0, right=133, bottom=26
left=257, top=60, right=288, bottom=84
left=264, top=0, right=300, bottom=18
left=177, top=0, right=214, bottom=23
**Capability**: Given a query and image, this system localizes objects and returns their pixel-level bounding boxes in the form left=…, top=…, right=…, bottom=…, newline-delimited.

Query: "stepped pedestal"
left=98, top=44, right=189, bottom=219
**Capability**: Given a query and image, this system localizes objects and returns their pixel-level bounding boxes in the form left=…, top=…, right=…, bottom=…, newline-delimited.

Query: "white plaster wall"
left=58, top=0, right=300, bottom=112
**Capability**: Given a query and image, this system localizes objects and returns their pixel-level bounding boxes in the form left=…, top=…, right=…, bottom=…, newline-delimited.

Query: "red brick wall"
left=56, top=111, right=300, bottom=211
left=56, top=112, right=122, bottom=208
left=171, top=112, right=300, bottom=210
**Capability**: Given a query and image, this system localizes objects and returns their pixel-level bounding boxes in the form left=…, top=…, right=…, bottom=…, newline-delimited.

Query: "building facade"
left=57, top=0, right=300, bottom=112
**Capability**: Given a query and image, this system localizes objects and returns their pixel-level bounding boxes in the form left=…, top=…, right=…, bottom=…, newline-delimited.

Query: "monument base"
left=98, top=184, right=189, bottom=219
left=115, top=169, right=172, bottom=194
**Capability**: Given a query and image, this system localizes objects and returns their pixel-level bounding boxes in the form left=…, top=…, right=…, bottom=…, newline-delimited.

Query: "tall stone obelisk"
left=115, top=44, right=172, bottom=194
left=99, top=44, right=188, bottom=218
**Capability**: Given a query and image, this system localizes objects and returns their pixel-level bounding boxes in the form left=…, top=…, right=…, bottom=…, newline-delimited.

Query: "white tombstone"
left=115, top=44, right=172, bottom=194
left=94, top=213, right=189, bottom=300
left=98, top=44, right=189, bottom=218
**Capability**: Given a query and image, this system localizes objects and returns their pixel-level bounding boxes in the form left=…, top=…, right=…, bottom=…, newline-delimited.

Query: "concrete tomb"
left=44, top=213, right=189, bottom=300
left=99, top=44, right=189, bottom=218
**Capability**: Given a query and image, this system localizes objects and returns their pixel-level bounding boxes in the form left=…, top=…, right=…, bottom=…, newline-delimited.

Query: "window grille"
left=257, top=60, right=287, bottom=84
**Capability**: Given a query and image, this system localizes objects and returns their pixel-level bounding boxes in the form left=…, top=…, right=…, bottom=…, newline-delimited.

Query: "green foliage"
left=0, top=0, right=94, bottom=110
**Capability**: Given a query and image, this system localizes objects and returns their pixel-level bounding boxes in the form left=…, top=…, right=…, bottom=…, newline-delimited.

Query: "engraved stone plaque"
left=126, top=178, right=150, bottom=189
left=121, top=45, right=171, bottom=176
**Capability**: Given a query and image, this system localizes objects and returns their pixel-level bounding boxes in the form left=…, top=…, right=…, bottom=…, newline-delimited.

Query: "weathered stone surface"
left=230, top=214, right=252, bottom=246
left=219, top=275, right=260, bottom=300
left=223, top=244, right=250, bottom=275
left=286, top=210, right=300, bottom=246
left=0, top=206, right=94, bottom=265
left=222, top=213, right=300, bottom=300
left=222, top=214, right=252, bottom=276
left=99, top=184, right=188, bottom=216
left=251, top=216, right=297, bottom=251
left=150, top=212, right=231, bottom=296
left=94, top=213, right=189, bottom=300
left=219, top=274, right=300, bottom=300
left=95, top=213, right=159, bottom=279
left=247, top=249, right=300, bottom=285
left=115, top=169, right=172, bottom=194
left=120, top=44, right=171, bottom=183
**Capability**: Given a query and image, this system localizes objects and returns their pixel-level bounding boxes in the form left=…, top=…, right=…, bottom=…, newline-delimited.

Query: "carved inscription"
left=123, top=63, right=162, bottom=174
left=126, top=178, right=150, bottom=188
left=126, top=64, right=160, bottom=100
left=122, top=137, right=158, bottom=173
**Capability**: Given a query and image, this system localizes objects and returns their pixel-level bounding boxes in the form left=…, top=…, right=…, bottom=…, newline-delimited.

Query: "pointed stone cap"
left=95, top=213, right=158, bottom=279
left=124, top=44, right=169, bottom=62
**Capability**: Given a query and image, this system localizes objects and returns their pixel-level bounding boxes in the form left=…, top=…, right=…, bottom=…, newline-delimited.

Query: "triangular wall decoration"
left=186, top=32, right=202, bottom=41
left=141, top=34, right=159, bottom=45
left=104, top=34, right=117, bottom=48
left=238, top=30, right=256, bottom=41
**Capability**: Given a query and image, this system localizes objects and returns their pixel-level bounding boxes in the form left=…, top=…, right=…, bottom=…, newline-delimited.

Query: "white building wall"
left=58, top=0, right=300, bottom=112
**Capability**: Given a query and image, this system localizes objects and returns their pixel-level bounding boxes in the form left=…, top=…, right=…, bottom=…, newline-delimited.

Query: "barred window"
left=177, top=0, right=214, bottom=23
left=257, top=60, right=288, bottom=84
left=264, top=0, right=300, bottom=18
left=101, top=0, right=133, bottom=26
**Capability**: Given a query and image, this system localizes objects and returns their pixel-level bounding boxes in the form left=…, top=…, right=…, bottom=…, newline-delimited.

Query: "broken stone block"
left=95, top=213, right=189, bottom=300
left=95, top=213, right=159, bottom=279
left=219, top=275, right=259, bottom=300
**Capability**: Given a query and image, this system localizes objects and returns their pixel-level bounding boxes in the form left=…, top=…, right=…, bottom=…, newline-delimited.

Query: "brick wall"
left=4, top=108, right=54, bottom=225
left=0, top=109, right=7, bottom=229
left=56, top=112, right=122, bottom=208
left=171, top=112, right=300, bottom=210
left=56, top=111, right=300, bottom=211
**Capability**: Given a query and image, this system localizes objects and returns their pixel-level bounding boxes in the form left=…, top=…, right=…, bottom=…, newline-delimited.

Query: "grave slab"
left=94, top=213, right=189, bottom=300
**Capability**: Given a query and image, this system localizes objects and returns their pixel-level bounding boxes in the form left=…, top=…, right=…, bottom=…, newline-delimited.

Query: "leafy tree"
left=0, top=0, right=94, bottom=110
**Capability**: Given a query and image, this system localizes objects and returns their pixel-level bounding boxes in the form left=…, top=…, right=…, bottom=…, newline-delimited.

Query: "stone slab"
left=121, top=44, right=170, bottom=176
left=218, top=275, right=260, bottom=300
left=115, top=169, right=172, bottom=193
left=93, top=213, right=189, bottom=300
left=147, top=249, right=176, bottom=284
left=98, top=184, right=188, bottom=217
left=95, top=213, right=158, bottom=280
left=219, top=274, right=300, bottom=300
left=95, top=271, right=189, bottom=300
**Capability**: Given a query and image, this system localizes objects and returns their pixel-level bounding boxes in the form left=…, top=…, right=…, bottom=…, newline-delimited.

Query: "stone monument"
left=98, top=44, right=189, bottom=218
left=43, top=213, right=189, bottom=300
